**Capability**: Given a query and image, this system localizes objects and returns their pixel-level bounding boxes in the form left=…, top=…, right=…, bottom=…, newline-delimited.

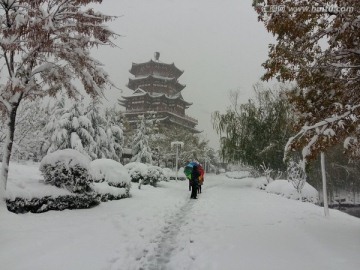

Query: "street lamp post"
left=171, top=141, right=184, bottom=181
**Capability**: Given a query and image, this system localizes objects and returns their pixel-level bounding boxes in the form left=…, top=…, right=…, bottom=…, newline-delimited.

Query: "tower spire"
left=154, top=52, right=160, bottom=62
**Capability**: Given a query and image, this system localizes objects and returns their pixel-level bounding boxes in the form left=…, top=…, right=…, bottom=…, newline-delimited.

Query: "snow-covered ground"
left=1, top=165, right=360, bottom=270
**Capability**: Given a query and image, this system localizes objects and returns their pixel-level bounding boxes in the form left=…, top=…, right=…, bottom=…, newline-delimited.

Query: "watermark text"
left=260, top=5, right=354, bottom=14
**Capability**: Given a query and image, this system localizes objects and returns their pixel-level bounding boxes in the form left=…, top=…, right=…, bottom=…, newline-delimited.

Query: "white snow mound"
left=89, top=159, right=130, bottom=185
left=266, top=179, right=319, bottom=203
left=40, top=149, right=90, bottom=170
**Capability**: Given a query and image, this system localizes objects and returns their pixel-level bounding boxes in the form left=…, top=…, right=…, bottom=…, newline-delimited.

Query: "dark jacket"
left=191, top=166, right=200, bottom=185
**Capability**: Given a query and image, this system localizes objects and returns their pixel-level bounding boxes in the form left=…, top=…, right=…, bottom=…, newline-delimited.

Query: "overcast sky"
left=91, top=0, right=274, bottom=149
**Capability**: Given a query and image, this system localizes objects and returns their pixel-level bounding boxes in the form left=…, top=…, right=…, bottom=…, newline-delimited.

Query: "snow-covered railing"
left=123, top=110, right=198, bottom=124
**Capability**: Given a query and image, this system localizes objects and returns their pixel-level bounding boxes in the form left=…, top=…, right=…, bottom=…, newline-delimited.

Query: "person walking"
left=198, top=174, right=204, bottom=194
left=190, top=165, right=200, bottom=199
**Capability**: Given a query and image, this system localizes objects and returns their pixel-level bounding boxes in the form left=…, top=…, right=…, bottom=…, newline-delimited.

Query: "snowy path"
left=138, top=178, right=223, bottom=269
left=1, top=173, right=360, bottom=270
left=167, top=177, right=360, bottom=270
left=139, top=200, right=194, bottom=270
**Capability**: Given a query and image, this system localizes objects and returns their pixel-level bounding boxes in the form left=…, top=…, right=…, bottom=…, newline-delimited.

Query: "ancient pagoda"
left=119, top=53, right=199, bottom=133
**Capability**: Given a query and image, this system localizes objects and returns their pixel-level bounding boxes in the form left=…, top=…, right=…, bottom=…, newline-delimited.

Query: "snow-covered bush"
left=40, top=149, right=92, bottom=193
left=92, top=182, right=130, bottom=202
left=124, top=162, right=148, bottom=183
left=124, top=162, right=168, bottom=187
left=89, top=159, right=131, bottom=188
left=266, top=180, right=319, bottom=204
left=176, top=167, right=187, bottom=180
left=6, top=194, right=99, bottom=214
left=260, top=163, right=273, bottom=184
left=166, top=167, right=187, bottom=181
left=162, top=168, right=173, bottom=181
left=287, top=159, right=307, bottom=200
left=225, top=171, right=251, bottom=179
left=144, top=165, right=166, bottom=186
left=89, top=159, right=131, bottom=199
left=251, top=176, right=270, bottom=190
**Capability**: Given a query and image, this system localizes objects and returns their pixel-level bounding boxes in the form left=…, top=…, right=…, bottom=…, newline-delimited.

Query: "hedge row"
left=6, top=194, right=100, bottom=214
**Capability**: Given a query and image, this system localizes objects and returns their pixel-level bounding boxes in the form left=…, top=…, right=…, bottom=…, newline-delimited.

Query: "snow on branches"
left=44, top=98, right=125, bottom=161
left=0, top=0, right=117, bottom=105
left=0, top=0, right=118, bottom=201
left=131, top=115, right=153, bottom=164
left=254, top=0, right=360, bottom=160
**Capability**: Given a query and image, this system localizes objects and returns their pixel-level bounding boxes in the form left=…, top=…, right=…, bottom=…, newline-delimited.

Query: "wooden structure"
left=119, top=54, right=199, bottom=133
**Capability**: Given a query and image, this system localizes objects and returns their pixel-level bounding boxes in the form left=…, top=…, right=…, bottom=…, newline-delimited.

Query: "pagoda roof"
left=127, top=75, right=186, bottom=91
left=120, top=88, right=192, bottom=106
left=129, top=59, right=184, bottom=78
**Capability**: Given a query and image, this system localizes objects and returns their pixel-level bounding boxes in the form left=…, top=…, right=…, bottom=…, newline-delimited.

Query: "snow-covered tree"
left=212, top=85, right=294, bottom=171
left=131, top=115, right=152, bottom=164
left=11, top=98, right=48, bottom=161
left=86, top=100, right=109, bottom=159
left=149, top=124, right=209, bottom=167
left=45, top=100, right=96, bottom=159
left=0, top=0, right=117, bottom=206
left=254, top=0, right=360, bottom=216
left=254, top=0, right=360, bottom=161
left=104, top=107, right=124, bottom=162
left=44, top=99, right=125, bottom=162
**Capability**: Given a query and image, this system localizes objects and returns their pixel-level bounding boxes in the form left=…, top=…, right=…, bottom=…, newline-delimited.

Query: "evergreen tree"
left=45, top=100, right=96, bottom=159
left=86, top=100, right=108, bottom=159
left=104, top=107, right=125, bottom=162
left=148, top=123, right=210, bottom=169
left=0, top=98, right=48, bottom=161
left=42, top=97, right=68, bottom=155
left=131, top=115, right=152, bottom=164
left=12, top=98, right=48, bottom=161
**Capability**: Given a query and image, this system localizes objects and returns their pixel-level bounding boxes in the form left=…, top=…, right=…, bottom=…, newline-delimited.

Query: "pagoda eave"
left=121, top=91, right=192, bottom=106
left=129, top=60, right=184, bottom=78
left=127, top=77, right=186, bottom=92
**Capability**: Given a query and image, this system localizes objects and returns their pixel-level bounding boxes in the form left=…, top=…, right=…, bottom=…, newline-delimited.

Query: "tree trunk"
left=321, top=152, right=329, bottom=217
left=0, top=104, right=19, bottom=207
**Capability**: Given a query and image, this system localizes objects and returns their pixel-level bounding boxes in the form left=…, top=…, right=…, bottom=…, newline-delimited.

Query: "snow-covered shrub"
left=162, top=168, right=173, bottom=181
left=287, top=159, right=307, bottom=200
left=39, top=149, right=92, bottom=193
left=124, top=163, right=168, bottom=187
left=266, top=180, right=319, bottom=203
left=166, top=167, right=187, bottom=181
left=225, top=171, right=251, bottom=179
left=144, top=166, right=166, bottom=186
left=124, top=162, right=148, bottom=183
left=252, top=176, right=270, bottom=190
left=260, top=163, right=273, bottom=184
left=6, top=194, right=99, bottom=214
left=89, top=159, right=131, bottom=199
left=89, top=159, right=131, bottom=188
left=92, top=182, right=130, bottom=202
left=176, top=167, right=187, bottom=180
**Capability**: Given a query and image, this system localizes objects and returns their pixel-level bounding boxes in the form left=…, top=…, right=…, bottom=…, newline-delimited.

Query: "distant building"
left=119, top=53, right=199, bottom=133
